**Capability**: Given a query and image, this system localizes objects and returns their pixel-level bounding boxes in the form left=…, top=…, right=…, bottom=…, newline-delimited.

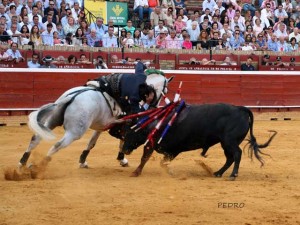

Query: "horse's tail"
left=240, top=107, right=277, bottom=166
left=28, top=95, right=74, bottom=141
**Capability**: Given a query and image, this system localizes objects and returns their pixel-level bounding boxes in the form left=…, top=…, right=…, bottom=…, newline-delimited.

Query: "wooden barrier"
left=1, top=69, right=300, bottom=112
left=54, top=63, right=95, bottom=69
left=0, top=61, right=27, bottom=68
left=175, top=64, right=240, bottom=71
left=260, top=66, right=300, bottom=71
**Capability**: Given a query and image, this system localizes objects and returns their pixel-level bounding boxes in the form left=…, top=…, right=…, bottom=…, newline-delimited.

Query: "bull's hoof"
left=213, top=172, right=222, bottom=177
left=228, top=176, right=237, bottom=181
left=228, top=174, right=238, bottom=181
left=79, top=162, right=89, bottom=169
left=130, top=171, right=140, bottom=177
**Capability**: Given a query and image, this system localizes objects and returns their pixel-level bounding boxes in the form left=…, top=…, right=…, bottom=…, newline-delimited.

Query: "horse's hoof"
left=79, top=162, right=89, bottom=169
left=120, top=158, right=129, bottom=167
left=45, top=156, right=52, bottom=162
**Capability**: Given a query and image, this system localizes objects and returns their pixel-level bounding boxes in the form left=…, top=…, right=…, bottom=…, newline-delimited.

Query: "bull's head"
left=121, top=121, right=150, bottom=155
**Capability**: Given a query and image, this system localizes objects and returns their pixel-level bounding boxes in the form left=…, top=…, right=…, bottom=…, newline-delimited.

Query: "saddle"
left=87, top=73, right=131, bottom=114
left=96, top=73, right=123, bottom=100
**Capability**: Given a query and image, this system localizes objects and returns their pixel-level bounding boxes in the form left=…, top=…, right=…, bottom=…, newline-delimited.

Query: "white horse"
left=19, top=73, right=173, bottom=168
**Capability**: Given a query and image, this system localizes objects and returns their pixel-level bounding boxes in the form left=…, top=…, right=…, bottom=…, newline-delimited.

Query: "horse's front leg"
left=131, top=145, right=154, bottom=177
left=79, top=131, right=101, bottom=168
left=117, top=140, right=129, bottom=167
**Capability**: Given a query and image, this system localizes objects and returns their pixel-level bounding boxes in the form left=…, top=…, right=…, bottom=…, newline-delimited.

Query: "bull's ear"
left=167, top=76, right=174, bottom=83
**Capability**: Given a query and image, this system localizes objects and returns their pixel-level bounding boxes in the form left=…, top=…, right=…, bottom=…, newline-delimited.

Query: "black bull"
left=121, top=103, right=277, bottom=179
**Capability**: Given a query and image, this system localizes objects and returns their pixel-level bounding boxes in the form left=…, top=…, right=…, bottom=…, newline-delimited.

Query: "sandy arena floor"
left=0, top=120, right=299, bottom=225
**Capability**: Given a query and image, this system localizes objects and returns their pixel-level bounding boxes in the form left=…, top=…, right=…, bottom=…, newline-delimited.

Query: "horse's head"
left=146, top=73, right=174, bottom=107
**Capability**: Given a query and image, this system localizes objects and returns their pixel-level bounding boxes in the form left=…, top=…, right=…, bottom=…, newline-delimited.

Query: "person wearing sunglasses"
left=261, top=3, right=275, bottom=27
left=229, top=30, right=245, bottom=50
left=256, top=33, right=268, bottom=50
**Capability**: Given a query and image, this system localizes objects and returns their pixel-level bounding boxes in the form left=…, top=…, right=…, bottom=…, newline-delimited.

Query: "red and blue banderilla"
left=157, top=100, right=186, bottom=144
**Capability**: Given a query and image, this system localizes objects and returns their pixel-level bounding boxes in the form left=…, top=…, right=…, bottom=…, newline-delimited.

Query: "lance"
left=133, top=91, right=172, bottom=130
left=119, top=107, right=157, bottom=121
left=102, top=108, right=158, bottom=131
left=131, top=104, right=169, bottom=129
left=174, top=81, right=183, bottom=102
left=157, top=100, right=185, bottom=144
left=144, top=101, right=179, bottom=147
left=135, top=102, right=174, bottom=132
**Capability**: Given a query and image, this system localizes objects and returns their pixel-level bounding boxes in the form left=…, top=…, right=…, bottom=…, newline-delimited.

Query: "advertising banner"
left=84, top=1, right=127, bottom=25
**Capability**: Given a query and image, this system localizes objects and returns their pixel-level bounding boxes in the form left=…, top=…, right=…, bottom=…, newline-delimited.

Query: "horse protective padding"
left=93, top=73, right=133, bottom=114
left=97, top=73, right=124, bottom=100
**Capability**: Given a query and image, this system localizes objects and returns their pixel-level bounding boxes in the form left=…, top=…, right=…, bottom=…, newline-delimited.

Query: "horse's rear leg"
left=46, top=132, right=78, bottom=160
left=79, top=131, right=101, bottom=168
left=18, top=134, right=42, bottom=167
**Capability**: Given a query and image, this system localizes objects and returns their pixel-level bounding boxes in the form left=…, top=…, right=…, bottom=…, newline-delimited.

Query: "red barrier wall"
left=1, top=69, right=300, bottom=111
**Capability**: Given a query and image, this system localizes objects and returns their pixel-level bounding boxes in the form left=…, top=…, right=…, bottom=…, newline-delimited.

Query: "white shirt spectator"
left=230, top=20, right=245, bottom=32
left=260, top=8, right=273, bottom=28
left=43, top=21, right=57, bottom=32
left=19, top=22, right=32, bottom=32
left=28, top=13, right=42, bottom=23
left=142, top=34, right=156, bottom=48
left=274, top=8, right=288, bottom=19
left=71, top=7, right=81, bottom=22
left=252, top=15, right=268, bottom=28
left=0, top=11, right=10, bottom=24
left=154, top=25, right=168, bottom=37
left=6, top=29, right=21, bottom=44
left=6, top=48, right=24, bottom=61
left=289, top=28, right=300, bottom=42
left=187, top=22, right=200, bottom=41
left=282, top=1, right=293, bottom=12
left=41, top=30, right=54, bottom=46
left=199, top=14, right=212, bottom=23
left=213, top=1, right=225, bottom=15
left=220, top=27, right=233, bottom=38
left=186, top=19, right=199, bottom=29
left=102, top=33, right=118, bottom=47
left=28, top=60, right=41, bottom=68
left=274, top=29, right=288, bottom=39
left=65, top=0, right=82, bottom=8
left=202, top=0, right=216, bottom=12
left=134, top=0, right=149, bottom=10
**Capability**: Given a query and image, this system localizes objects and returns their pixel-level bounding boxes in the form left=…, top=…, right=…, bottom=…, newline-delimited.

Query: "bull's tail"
left=28, top=95, right=74, bottom=141
left=241, top=107, right=277, bottom=166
